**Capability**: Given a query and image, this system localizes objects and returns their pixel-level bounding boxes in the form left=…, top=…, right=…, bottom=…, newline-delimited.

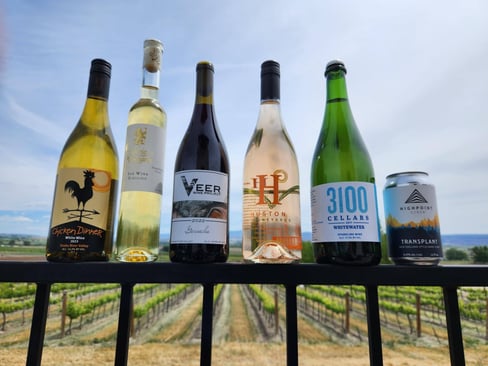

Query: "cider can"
left=383, top=172, right=443, bottom=265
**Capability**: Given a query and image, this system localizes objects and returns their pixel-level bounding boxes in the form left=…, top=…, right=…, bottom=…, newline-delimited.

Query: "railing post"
left=285, top=284, right=298, bottom=366
left=61, top=290, right=67, bottom=338
left=365, top=285, right=383, bottom=366
left=201, top=283, right=215, bottom=366
left=416, top=292, right=421, bottom=338
left=115, top=283, right=134, bottom=366
left=486, top=297, right=488, bottom=341
left=26, top=283, right=51, bottom=366
left=274, top=290, right=279, bottom=335
left=443, top=286, right=465, bottom=366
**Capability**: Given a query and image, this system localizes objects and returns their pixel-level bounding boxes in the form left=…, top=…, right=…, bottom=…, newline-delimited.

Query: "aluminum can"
left=383, top=171, right=443, bottom=265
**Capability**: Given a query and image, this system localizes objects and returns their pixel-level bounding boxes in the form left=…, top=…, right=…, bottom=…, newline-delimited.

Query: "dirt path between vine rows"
left=2, top=342, right=488, bottom=365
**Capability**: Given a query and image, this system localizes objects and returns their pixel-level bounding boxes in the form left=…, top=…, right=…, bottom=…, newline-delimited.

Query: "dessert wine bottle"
left=115, top=39, right=166, bottom=262
left=242, top=60, right=301, bottom=263
left=311, top=60, right=381, bottom=265
left=169, top=61, right=229, bottom=263
left=46, top=59, right=119, bottom=262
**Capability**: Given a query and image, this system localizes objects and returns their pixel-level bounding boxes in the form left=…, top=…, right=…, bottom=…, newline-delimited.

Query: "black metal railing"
left=1, top=262, right=487, bottom=366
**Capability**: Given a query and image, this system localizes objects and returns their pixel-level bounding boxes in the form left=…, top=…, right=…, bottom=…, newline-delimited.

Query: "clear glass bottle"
left=311, top=60, right=381, bottom=266
left=115, top=39, right=166, bottom=262
left=46, top=59, right=119, bottom=262
left=242, top=60, right=301, bottom=263
left=169, top=61, right=229, bottom=263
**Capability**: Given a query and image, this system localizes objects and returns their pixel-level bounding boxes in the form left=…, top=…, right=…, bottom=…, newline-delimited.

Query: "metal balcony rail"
left=1, top=262, right=487, bottom=366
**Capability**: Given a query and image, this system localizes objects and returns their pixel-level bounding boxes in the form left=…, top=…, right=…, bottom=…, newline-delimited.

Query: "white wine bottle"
left=242, top=60, right=301, bottom=263
left=169, top=61, right=229, bottom=263
left=115, top=39, right=166, bottom=262
left=46, top=59, right=119, bottom=262
left=311, top=60, right=381, bottom=265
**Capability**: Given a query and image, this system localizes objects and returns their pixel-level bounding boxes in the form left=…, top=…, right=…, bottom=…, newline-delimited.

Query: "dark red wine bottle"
left=169, top=61, right=229, bottom=263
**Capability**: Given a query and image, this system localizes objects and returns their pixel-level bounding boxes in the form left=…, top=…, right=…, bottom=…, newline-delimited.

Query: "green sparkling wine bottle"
left=311, top=60, right=381, bottom=265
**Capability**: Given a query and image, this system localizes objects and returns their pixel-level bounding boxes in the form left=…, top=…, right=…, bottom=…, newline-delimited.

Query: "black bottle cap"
left=325, top=60, right=347, bottom=76
left=90, top=58, right=112, bottom=77
left=261, top=60, right=280, bottom=77
left=197, top=61, right=214, bottom=73
left=261, top=60, right=280, bottom=100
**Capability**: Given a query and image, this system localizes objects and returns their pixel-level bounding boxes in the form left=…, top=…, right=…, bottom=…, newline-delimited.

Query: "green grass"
left=0, top=245, right=45, bottom=256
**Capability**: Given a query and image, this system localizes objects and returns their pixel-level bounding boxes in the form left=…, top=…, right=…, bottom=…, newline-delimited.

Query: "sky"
left=0, top=0, right=487, bottom=236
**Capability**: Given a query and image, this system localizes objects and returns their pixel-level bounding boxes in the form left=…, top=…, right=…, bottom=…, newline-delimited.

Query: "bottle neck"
left=195, top=64, right=214, bottom=105
left=82, top=70, right=110, bottom=128
left=187, top=63, right=215, bottom=131
left=326, top=70, right=349, bottom=103
left=261, top=71, right=280, bottom=102
left=257, top=71, right=283, bottom=129
left=87, top=70, right=110, bottom=101
left=140, top=39, right=163, bottom=101
left=140, top=67, right=160, bottom=100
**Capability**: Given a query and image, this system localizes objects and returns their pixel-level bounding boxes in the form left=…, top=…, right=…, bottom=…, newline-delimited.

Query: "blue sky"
left=0, top=1, right=487, bottom=236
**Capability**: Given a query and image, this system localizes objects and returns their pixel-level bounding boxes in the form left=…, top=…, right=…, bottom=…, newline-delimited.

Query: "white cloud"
left=0, top=0, right=487, bottom=235
left=0, top=214, right=33, bottom=223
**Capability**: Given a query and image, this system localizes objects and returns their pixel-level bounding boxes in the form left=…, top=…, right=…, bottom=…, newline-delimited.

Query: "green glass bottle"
left=311, top=60, right=381, bottom=265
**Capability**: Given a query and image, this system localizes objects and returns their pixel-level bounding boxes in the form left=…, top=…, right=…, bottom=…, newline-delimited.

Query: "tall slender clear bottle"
left=46, top=59, right=119, bottom=262
left=242, top=60, right=301, bottom=263
left=311, top=60, right=381, bottom=265
left=115, top=39, right=166, bottom=262
left=169, top=61, right=229, bottom=263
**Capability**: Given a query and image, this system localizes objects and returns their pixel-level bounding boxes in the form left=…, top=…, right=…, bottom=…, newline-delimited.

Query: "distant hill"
left=1, top=233, right=487, bottom=249
left=160, top=232, right=488, bottom=247
left=441, top=234, right=488, bottom=248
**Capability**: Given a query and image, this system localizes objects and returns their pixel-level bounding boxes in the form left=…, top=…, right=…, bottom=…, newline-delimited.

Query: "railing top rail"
left=1, top=262, right=487, bottom=287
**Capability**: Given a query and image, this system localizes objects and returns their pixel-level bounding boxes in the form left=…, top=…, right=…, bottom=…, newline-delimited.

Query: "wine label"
left=384, top=183, right=442, bottom=259
left=243, top=169, right=302, bottom=251
left=121, top=124, right=165, bottom=194
left=48, top=168, right=115, bottom=254
left=171, top=170, right=228, bottom=245
left=311, top=182, right=380, bottom=243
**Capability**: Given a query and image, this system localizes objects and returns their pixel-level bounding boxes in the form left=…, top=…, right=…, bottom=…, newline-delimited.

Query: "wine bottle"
left=169, top=61, right=229, bottom=263
left=115, top=39, right=166, bottom=262
left=311, top=60, right=381, bottom=265
left=242, top=60, right=301, bottom=263
left=46, top=59, right=119, bottom=262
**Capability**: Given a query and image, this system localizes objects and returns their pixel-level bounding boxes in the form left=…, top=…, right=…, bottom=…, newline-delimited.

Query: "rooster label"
left=47, top=168, right=114, bottom=254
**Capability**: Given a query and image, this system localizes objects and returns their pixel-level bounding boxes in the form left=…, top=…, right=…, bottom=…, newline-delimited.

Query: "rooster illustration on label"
left=63, top=170, right=100, bottom=222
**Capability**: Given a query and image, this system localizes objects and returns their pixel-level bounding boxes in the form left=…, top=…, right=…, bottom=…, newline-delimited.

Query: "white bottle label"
left=171, top=170, right=228, bottom=245
left=311, top=182, right=380, bottom=243
left=121, top=124, right=165, bottom=194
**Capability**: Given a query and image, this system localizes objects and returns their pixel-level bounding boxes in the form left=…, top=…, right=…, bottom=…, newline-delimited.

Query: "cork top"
left=143, top=39, right=163, bottom=73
